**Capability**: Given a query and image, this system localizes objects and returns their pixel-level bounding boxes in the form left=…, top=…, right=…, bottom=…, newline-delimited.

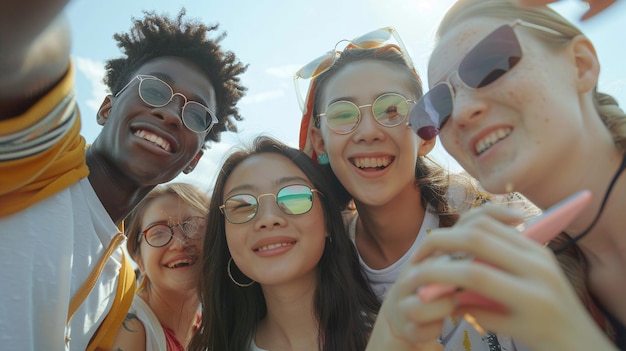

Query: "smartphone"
left=417, top=189, right=593, bottom=309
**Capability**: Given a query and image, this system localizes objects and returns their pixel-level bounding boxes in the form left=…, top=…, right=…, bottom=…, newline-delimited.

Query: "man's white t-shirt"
left=0, top=178, right=122, bottom=351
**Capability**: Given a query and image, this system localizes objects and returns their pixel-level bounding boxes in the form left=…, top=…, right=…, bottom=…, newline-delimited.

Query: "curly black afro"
left=104, top=8, right=248, bottom=143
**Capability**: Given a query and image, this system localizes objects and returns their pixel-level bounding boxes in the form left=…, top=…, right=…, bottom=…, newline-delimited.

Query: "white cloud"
left=266, top=65, right=301, bottom=79
left=75, top=56, right=108, bottom=113
left=241, top=89, right=284, bottom=104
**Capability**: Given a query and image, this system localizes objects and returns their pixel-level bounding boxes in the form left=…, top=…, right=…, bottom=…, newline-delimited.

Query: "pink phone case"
left=417, top=189, right=593, bottom=309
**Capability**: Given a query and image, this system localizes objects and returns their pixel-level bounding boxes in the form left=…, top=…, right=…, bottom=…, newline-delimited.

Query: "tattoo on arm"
left=122, top=312, right=140, bottom=332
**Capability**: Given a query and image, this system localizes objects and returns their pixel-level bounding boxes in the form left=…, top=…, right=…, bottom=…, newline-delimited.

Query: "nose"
left=448, top=80, right=487, bottom=129
left=153, top=94, right=187, bottom=130
left=168, top=234, right=188, bottom=250
left=168, top=224, right=194, bottom=248
left=351, top=104, right=385, bottom=143
left=253, top=194, right=287, bottom=230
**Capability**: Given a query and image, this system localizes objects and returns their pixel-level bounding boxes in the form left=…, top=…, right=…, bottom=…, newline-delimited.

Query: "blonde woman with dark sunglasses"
left=374, top=0, right=625, bottom=350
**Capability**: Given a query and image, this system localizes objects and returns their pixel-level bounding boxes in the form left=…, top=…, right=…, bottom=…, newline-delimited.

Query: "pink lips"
left=253, top=237, right=297, bottom=257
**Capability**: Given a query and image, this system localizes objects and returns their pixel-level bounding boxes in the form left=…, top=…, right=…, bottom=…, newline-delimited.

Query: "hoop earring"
left=227, top=257, right=255, bottom=287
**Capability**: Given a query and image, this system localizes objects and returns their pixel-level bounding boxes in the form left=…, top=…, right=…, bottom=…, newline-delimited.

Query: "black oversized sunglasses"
left=408, top=19, right=565, bottom=140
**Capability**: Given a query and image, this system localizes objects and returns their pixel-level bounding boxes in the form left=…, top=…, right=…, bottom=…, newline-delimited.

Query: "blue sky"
left=65, top=0, right=626, bottom=192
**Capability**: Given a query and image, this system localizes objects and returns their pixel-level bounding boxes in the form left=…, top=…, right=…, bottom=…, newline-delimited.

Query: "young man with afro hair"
left=0, top=2, right=246, bottom=350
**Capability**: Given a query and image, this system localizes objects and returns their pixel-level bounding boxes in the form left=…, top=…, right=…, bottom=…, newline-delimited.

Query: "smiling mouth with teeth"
left=255, top=242, right=295, bottom=252
left=475, top=127, right=512, bottom=155
left=167, top=257, right=195, bottom=269
left=134, top=129, right=172, bottom=152
left=352, top=156, right=393, bottom=170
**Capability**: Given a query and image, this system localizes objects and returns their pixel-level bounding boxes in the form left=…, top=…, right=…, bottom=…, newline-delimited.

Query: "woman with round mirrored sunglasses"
left=190, top=136, right=380, bottom=351
left=116, top=74, right=219, bottom=133
left=376, top=1, right=626, bottom=351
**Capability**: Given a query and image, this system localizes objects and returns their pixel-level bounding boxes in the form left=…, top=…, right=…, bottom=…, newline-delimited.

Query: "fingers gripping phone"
left=418, top=190, right=593, bottom=310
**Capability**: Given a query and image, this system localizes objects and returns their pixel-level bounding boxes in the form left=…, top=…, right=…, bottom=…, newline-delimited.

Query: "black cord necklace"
left=554, top=152, right=626, bottom=255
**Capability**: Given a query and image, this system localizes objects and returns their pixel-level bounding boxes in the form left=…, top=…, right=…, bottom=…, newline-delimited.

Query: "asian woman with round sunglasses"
left=375, top=0, right=626, bottom=350
left=297, top=27, right=537, bottom=351
left=110, top=182, right=209, bottom=350
left=188, top=136, right=380, bottom=351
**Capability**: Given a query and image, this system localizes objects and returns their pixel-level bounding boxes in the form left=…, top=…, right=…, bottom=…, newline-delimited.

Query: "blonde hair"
left=436, top=0, right=623, bottom=338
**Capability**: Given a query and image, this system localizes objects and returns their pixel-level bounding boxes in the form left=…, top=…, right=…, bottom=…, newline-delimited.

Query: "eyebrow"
left=224, top=175, right=311, bottom=198
left=142, top=215, right=201, bottom=231
left=327, top=96, right=356, bottom=105
left=326, top=90, right=409, bottom=106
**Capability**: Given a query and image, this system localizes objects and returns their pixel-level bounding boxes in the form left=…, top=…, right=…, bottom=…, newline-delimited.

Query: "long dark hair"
left=189, top=136, right=380, bottom=351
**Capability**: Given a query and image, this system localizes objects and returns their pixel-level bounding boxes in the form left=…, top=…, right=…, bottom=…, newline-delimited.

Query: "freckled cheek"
left=504, top=74, right=553, bottom=134
left=439, top=131, right=463, bottom=158
left=503, top=84, right=538, bottom=109
left=504, top=65, right=550, bottom=107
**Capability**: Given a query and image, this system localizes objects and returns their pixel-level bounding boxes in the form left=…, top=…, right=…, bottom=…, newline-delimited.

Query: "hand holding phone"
left=417, top=190, right=593, bottom=310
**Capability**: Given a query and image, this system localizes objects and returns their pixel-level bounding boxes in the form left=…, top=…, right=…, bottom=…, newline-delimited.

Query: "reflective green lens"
left=324, top=101, right=360, bottom=133
left=373, top=93, right=410, bottom=126
left=277, top=185, right=314, bottom=215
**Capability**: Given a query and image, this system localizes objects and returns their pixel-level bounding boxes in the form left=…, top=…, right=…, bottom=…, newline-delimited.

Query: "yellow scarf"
left=0, top=63, right=89, bottom=217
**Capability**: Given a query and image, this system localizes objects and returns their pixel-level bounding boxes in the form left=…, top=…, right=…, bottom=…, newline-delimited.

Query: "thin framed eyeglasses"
left=115, top=75, right=219, bottom=133
left=408, top=19, right=566, bottom=140
left=219, top=184, right=323, bottom=224
left=293, top=27, right=414, bottom=113
left=319, top=93, right=415, bottom=134
left=140, top=216, right=205, bottom=248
